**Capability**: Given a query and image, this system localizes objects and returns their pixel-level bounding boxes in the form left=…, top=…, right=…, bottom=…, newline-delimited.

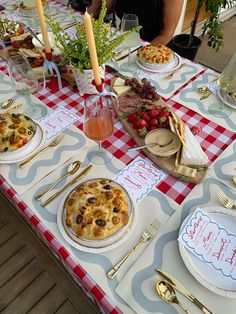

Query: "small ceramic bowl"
left=144, top=128, right=181, bottom=158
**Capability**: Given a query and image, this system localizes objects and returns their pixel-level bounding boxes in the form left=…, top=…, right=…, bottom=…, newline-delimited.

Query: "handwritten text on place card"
left=39, top=107, right=79, bottom=140
left=113, top=156, right=166, bottom=204
left=178, top=208, right=236, bottom=282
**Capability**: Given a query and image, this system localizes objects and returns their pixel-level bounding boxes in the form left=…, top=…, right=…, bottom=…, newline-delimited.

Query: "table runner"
left=172, top=68, right=236, bottom=132
left=208, top=139, right=236, bottom=192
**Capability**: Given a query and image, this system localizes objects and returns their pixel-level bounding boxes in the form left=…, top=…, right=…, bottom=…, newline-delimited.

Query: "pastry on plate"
left=65, top=179, right=130, bottom=240
left=137, top=44, right=174, bottom=65
left=0, top=113, right=36, bottom=152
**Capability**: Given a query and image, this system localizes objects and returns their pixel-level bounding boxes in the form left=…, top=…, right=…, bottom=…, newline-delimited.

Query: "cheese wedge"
left=113, top=77, right=131, bottom=96
left=181, top=125, right=208, bottom=166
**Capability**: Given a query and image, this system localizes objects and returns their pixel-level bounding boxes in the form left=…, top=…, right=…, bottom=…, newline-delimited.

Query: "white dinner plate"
left=57, top=180, right=138, bottom=253
left=179, top=207, right=236, bottom=298
left=17, top=3, right=51, bottom=18
left=136, top=53, right=182, bottom=74
left=0, top=122, right=45, bottom=164
left=218, top=87, right=236, bottom=109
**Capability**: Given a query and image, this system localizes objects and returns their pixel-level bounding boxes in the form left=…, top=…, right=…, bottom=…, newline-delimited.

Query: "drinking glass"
left=83, top=94, right=114, bottom=165
left=208, top=53, right=236, bottom=118
left=120, top=14, right=140, bottom=72
left=7, top=54, right=41, bottom=119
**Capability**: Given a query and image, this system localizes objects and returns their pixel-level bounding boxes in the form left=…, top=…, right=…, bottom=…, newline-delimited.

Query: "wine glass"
left=7, top=54, right=41, bottom=119
left=208, top=53, right=236, bottom=118
left=120, top=14, right=140, bottom=72
left=83, top=94, right=114, bottom=165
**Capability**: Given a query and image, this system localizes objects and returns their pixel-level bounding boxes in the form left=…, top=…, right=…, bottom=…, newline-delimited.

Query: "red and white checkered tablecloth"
left=0, top=1, right=236, bottom=312
left=1, top=58, right=235, bottom=313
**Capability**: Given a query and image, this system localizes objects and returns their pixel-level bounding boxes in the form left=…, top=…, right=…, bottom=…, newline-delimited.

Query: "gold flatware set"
left=197, top=76, right=219, bottom=100
left=35, top=160, right=81, bottom=201
left=156, top=269, right=213, bottom=314
left=41, top=164, right=92, bottom=207
left=107, top=219, right=161, bottom=279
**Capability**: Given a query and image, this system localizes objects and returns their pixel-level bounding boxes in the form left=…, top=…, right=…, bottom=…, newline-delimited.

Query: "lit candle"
left=35, top=0, right=51, bottom=53
left=83, top=11, right=102, bottom=87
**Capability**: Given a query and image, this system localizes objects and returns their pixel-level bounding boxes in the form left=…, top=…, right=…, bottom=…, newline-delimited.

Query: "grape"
left=126, top=78, right=160, bottom=102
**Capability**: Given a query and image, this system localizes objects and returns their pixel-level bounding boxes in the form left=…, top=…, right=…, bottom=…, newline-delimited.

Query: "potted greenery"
left=169, top=0, right=236, bottom=60
left=46, top=0, right=139, bottom=94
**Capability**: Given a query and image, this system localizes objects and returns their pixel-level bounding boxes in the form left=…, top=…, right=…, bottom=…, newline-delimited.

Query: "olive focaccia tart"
left=0, top=113, right=36, bottom=153
left=137, top=44, right=174, bottom=64
left=65, top=179, right=130, bottom=240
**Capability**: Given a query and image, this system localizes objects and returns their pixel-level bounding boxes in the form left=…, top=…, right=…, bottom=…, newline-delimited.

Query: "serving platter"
left=111, top=82, right=206, bottom=184
left=179, top=207, right=236, bottom=298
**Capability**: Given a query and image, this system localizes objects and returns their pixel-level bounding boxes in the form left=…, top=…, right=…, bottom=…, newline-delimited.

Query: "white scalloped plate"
left=179, top=207, right=236, bottom=298
left=136, top=53, right=181, bottom=73
left=57, top=179, right=138, bottom=253
left=0, top=122, right=45, bottom=164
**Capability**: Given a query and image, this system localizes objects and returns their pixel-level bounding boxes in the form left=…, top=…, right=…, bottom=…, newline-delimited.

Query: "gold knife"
left=41, top=164, right=92, bottom=207
left=156, top=269, right=213, bottom=314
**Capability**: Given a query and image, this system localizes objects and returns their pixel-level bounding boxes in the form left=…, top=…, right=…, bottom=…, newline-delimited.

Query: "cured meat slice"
left=118, top=94, right=142, bottom=113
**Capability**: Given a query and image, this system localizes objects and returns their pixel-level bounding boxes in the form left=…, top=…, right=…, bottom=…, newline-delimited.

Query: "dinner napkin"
left=178, top=207, right=236, bottom=284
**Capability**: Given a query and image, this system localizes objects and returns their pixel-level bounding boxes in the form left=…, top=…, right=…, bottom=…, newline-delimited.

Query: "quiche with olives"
left=0, top=113, right=36, bottom=153
left=137, top=44, right=174, bottom=64
left=65, top=179, right=130, bottom=240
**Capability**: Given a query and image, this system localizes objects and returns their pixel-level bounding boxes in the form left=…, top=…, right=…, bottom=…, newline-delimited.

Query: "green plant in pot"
left=169, top=0, right=236, bottom=60
left=46, top=0, right=140, bottom=94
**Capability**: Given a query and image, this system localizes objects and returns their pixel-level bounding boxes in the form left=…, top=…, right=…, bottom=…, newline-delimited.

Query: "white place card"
left=38, top=106, right=79, bottom=140
left=178, top=208, right=236, bottom=283
left=113, top=156, right=166, bottom=204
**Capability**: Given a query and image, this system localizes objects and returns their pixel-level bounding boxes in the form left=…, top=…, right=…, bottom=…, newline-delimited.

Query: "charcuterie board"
left=111, top=78, right=207, bottom=184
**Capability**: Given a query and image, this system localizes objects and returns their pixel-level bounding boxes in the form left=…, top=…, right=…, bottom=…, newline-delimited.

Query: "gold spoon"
left=233, top=176, right=236, bottom=185
left=1, top=98, right=14, bottom=109
left=35, top=160, right=81, bottom=200
left=156, top=281, right=191, bottom=314
left=197, top=86, right=209, bottom=94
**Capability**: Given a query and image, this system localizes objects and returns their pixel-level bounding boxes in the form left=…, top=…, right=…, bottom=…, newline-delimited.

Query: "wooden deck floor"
left=0, top=193, right=98, bottom=314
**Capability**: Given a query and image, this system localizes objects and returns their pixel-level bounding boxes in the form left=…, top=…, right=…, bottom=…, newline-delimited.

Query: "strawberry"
left=158, top=114, right=167, bottom=124
left=149, top=118, right=158, bottom=126
left=132, top=122, right=139, bottom=129
left=138, top=127, right=148, bottom=138
left=163, top=111, right=170, bottom=117
left=147, top=125, right=156, bottom=132
left=127, top=113, right=137, bottom=123
left=140, top=112, right=150, bottom=121
left=149, top=108, right=160, bottom=118
left=137, top=119, right=148, bottom=129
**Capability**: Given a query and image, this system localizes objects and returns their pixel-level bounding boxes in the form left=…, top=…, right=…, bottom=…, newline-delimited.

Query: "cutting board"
left=112, top=95, right=206, bottom=184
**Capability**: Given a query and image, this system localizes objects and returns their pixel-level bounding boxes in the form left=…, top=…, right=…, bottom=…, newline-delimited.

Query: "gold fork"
left=19, top=134, right=64, bottom=169
left=217, top=191, right=236, bottom=209
left=164, top=63, right=186, bottom=80
left=107, top=219, right=161, bottom=279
